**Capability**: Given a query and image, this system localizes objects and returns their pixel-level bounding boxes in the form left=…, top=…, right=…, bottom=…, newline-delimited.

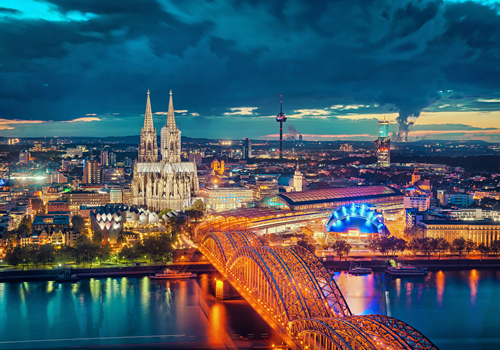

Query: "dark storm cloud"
left=0, top=7, right=21, bottom=14
left=1, top=0, right=500, bottom=137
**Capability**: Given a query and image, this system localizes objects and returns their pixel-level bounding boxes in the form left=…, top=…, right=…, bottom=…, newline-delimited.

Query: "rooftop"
left=210, top=207, right=296, bottom=220
left=266, top=185, right=403, bottom=207
left=421, top=219, right=500, bottom=226
left=33, top=215, right=70, bottom=226
left=65, top=190, right=105, bottom=194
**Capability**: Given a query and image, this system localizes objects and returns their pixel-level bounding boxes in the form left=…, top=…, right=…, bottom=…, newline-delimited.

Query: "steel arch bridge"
left=199, top=231, right=438, bottom=350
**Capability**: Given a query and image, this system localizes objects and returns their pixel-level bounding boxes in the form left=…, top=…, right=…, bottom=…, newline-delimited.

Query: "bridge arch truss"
left=200, top=231, right=438, bottom=350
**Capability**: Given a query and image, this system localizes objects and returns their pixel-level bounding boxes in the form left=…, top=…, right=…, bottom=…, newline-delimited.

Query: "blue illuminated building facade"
left=379, top=120, right=389, bottom=138
left=325, top=203, right=388, bottom=241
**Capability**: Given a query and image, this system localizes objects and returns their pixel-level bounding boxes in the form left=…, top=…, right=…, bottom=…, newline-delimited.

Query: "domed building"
left=325, top=203, right=389, bottom=241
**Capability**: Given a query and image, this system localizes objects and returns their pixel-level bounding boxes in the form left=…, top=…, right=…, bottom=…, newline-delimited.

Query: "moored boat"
left=348, top=266, right=373, bottom=275
left=150, top=269, right=197, bottom=279
left=348, top=261, right=372, bottom=275
left=386, top=264, right=427, bottom=276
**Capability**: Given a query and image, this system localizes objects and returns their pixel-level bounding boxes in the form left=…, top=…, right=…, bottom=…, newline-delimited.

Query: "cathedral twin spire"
left=138, top=90, right=180, bottom=163
left=138, top=90, right=158, bottom=163
left=161, top=89, right=181, bottom=163
left=143, top=90, right=154, bottom=131
left=167, top=90, right=177, bottom=131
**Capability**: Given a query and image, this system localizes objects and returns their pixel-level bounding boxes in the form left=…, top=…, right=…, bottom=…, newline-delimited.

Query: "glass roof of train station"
left=258, top=185, right=403, bottom=209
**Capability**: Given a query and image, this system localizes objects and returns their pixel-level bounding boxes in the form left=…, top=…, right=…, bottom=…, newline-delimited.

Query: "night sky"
left=1, top=0, right=500, bottom=141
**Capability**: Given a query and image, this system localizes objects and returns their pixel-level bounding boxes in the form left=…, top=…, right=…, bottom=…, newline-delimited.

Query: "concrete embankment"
left=0, top=263, right=216, bottom=282
left=324, top=260, right=388, bottom=272
left=324, top=258, right=500, bottom=272
left=2, top=258, right=500, bottom=282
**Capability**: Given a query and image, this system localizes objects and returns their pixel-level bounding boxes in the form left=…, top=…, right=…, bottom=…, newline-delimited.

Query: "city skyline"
left=1, top=0, right=500, bottom=141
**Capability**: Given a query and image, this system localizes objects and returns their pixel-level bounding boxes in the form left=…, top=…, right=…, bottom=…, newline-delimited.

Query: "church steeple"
left=166, top=90, right=177, bottom=130
left=293, top=164, right=303, bottom=192
left=138, top=90, right=158, bottom=163
left=161, top=89, right=181, bottom=163
left=143, top=89, right=154, bottom=131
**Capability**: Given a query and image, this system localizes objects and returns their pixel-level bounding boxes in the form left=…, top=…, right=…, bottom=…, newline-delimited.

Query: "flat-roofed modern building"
left=420, top=219, right=500, bottom=246
left=258, top=185, right=403, bottom=211
left=403, top=195, right=430, bottom=211
left=202, top=186, right=254, bottom=212
left=63, top=190, right=110, bottom=214
left=436, top=208, right=500, bottom=221
left=83, top=159, right=100, bottom=184
left=32, top=215, right=70, bottom=231
left=437, top=190, right=474, bottom=207
left=109, top=188, right=123, bottom=203
left=47, top=200, right=70, bottom=213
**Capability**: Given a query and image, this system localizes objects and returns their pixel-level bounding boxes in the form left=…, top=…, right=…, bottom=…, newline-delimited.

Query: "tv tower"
left=276, top=95, right=287, bottom=160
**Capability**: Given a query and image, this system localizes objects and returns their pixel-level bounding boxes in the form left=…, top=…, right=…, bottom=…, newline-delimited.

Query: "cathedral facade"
left=131, top=90, right=199, bottom=212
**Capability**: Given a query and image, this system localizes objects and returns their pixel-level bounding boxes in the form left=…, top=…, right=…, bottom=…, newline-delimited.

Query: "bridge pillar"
left=215, top=279, right=240, bottom=300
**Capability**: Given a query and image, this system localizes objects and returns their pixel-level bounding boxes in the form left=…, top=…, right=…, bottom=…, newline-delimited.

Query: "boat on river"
left=348, top=262, right=372, bottom=275
left=150, top=269, right=197, bottom=279
left=386, top=263, right=428, bottom=276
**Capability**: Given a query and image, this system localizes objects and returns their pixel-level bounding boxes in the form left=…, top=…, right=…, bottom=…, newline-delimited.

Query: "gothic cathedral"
left=131, top=90, right=199, bottom=211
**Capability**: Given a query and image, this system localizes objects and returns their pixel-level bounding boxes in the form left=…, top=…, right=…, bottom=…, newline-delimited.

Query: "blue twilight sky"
left=1, top=0, right=500, bottom=141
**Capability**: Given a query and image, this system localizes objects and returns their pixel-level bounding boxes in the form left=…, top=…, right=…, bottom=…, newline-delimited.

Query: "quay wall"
left=0, top=262, right=216, bottom=282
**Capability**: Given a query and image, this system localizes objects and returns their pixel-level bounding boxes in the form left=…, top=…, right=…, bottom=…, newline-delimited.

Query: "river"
left=0, top=269, right=498, bottom=349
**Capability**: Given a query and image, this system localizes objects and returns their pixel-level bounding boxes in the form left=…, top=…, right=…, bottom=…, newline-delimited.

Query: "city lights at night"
left=1, top=1, right=500, bottom=349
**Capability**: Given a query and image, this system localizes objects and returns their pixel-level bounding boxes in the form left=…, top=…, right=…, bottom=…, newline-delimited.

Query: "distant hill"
left=0, top=135, right=496, bottom=145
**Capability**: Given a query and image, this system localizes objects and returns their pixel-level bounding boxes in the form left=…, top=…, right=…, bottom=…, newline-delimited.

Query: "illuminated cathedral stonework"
left=131, top=90, right=199, bottom=212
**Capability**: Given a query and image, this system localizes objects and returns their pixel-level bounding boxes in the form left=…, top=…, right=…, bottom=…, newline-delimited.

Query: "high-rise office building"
left=100, top=149, right=109, bottom=166
left=375, top=120, right=390, bottom=167
left=19, top=151, right=30, bottom=164
left=243, top=138, right=252, bottom=159
left=83, top=160, right=100, bottom=184
left=109, top=153, right=116, bottom=167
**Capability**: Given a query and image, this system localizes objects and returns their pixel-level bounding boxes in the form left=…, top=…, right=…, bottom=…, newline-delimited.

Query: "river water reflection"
left=337, top=269, right=500, bottom=350
left=0, top=274, right=278, bottom=349
left=0, top=269, right=499, bottom=349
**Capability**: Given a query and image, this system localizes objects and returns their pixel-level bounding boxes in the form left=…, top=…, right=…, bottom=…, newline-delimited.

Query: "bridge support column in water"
left=216, top=279, right=240, bottom=300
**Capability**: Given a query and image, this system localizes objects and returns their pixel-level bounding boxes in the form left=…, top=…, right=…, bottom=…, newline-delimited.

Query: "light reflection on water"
left=436, top=271, right=445, bottom=307
left=0, top=270, right=498, bottom=349
left=469, top=269, right=479, bottom=306
left=0, top=275, right=277, bottom=349
left=334, top=269, right=500, bottom=350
